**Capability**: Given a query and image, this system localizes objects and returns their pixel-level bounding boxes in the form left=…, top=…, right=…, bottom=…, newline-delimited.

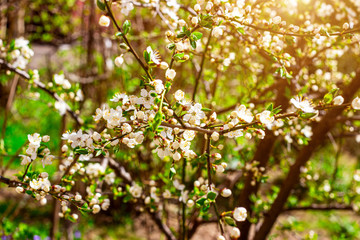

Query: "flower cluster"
left=0, top=37, right=34, bottom=69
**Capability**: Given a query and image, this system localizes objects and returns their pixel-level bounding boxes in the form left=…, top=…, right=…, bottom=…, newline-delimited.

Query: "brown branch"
left=0, top=59, right=82, bottom=125
left=104, top=1, right=153, bottom=81
left=0, top=175, right=26, bottom=188
left=108, top=157, right=133, bottom=184
left=206, top=134, right=212, bottom=188
left=60, top=154, right=80, bottom=179
left=149, top=211, right=177, bottom=240
left=188, top=217, right=218, bottom=238
left=192, top=29, right=213, bottom=101
left=1, top=75, right=19, bottom=141
left=284, top=204, right=353, bottom=212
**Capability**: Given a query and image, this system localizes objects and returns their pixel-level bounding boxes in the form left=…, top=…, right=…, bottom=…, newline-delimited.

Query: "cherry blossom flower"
left=233, top=207, right=247, bottom=221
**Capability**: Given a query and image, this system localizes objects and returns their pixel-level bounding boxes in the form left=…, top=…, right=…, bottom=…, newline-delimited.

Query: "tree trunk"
left=253, top=71, right=360, bottom=240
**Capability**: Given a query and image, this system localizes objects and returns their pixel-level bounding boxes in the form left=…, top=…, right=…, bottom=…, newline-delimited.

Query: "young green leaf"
left=207, top=191, right=217, bottom=201
left=97, top=0, right=106, bottom=10
left=191, top=32, right=203, bottom=41
left=123, top=20, right=131, bottom=35
left=224, top=216, right=236, bottom=226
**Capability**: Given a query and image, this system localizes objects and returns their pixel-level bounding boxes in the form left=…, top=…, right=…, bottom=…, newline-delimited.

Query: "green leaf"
left=167, top=43, right=176, bottom=50
left=25, top=190, right=33, bottom=195
left=199, top=14, right=214, bottom=28
left=191, top=32, right=203, bottom=41
left=237, top=27, right=245, bottom=35
left=152, top=112, right=163, bottom=131
left=174, top=53, right=185, bottom=61
left=224, top=216, right=236, bottom=226
left=37, top=145, right=47, bottom=154
left=279, top=68, right=284, bottom=77
left=273, top=105, right=282, bottom=114
left=176, top=32, right=186, bottom=38
left=115, top=32, right=124, bottom=37
left=190, top=39, right=196, bottom=49
left=95, top=149, right=103, bottom=157
left=330, top=88, right=339, bottom=95
left=97, top=0, right=106, bottom=10
left=323, top=93, right=333, bottom=104
left=299, top=112, right=317, bottom=119
left=123, top=20, right=131, bottom=35
left=144, top=50, right=150, bottom=63
left=9, top=40, right=15, bottom=51
left=207, top=191, right=217, bottom=201
left=67, top=215, right=77, bottom=222
left=202, top=201, right=210, bottom=212
left=266, top=103, right=273, bottom=111
left=196, top=197, right=207, bottom=206
left=285, top=72, right=293, bottom=79
left=119, top=43, right=129, bottom=50
left=75, top=148, right=89, bottom=154
left=201, top=108, right=212, bottom=112
left=169, top=167, right=176, bottom=180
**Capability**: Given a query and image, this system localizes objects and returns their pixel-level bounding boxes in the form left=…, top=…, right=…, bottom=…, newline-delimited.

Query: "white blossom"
left=114, top=55, right=124, bottom=67
left=129, top=184, right=142, bottom=198
left=352, top=97, right=360, bottom=110
left=99, top=15, right=110, bottom=27
left=333, top=96, right=344, bottom=105
left=259, top=110, right=275, bottom=125
left=230, top=227, right=241, bottom=238
left=233, top=207, right=247, bottom=221
left=290, top=96, right=317, bottom=113
left=165, top=69, right=176, bottom=80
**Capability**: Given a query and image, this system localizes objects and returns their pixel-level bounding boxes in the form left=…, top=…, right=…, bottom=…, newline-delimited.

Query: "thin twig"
left=192, top=29, right=213, bottom=101
left=213, top=202, right=225, bottom=235
left=22, top=162, right=32, bottom=180
left=206, top=134, right=212, bottom=188
left=181, top=158, right=187, bottom=240
left=104, top=1, right=153, bottom=81
left=60, top=154, right=80, bottom=179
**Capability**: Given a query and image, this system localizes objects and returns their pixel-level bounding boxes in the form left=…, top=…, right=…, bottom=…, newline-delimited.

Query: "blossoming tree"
left=1, top=0, right=360, bottom=239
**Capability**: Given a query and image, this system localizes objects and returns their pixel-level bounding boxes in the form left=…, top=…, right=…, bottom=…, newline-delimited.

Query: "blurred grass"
left=0, top=88, right=62, bottom=170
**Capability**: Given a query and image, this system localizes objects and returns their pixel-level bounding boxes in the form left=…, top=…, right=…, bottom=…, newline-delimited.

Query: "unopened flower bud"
left=211, top=132, right=220, bottom=141
left=191, top=17, right=199, bottom=25
left=114, top=55, right=124, bottom=67
left=160, top=62, right=169, bottom=69
left=194, top=4, right=201, bottom=12
left=221, top=188, right=232, bottom=197
left=42, top=135, right=50, bottom=142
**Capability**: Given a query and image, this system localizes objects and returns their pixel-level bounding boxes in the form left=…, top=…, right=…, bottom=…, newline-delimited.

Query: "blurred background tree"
left=1, top=0, right=360, bottom=240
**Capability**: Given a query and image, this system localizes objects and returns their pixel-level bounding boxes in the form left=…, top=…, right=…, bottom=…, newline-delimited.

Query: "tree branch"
left=284, top=204, right=353, bottom=212
left=149, top=211, right=177, bottom=240
left=0, top=59, right=82, bottom=125
left=192, top=30, right=213, bottom=101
